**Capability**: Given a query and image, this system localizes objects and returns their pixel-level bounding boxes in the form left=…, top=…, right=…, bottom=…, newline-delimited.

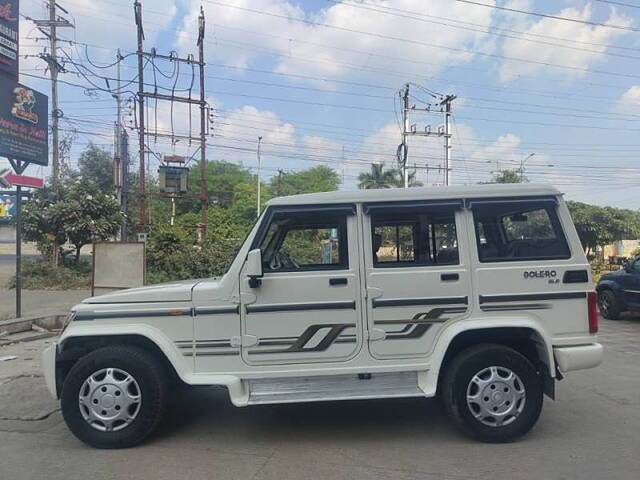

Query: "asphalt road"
left=1, top=316, right=639, bottom=480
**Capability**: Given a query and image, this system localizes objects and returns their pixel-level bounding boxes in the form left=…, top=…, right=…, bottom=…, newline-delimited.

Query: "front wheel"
left=441, top=344, right=543, bottom=443
left=61, top=345, right=167, bottom=448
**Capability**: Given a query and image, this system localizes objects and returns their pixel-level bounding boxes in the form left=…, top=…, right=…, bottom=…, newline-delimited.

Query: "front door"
left=621, top=258, right=640, bottom=308
left=362, top=201, right=471, bottom=360
left=239, top=204, right=363, bottom=365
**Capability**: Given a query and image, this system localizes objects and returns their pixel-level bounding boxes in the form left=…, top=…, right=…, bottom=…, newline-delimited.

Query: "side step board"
left=247, top=371, right=424, bottom=405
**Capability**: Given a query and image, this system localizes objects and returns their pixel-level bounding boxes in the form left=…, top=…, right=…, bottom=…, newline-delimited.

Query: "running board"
left=247, top=371, right=424, bottom=405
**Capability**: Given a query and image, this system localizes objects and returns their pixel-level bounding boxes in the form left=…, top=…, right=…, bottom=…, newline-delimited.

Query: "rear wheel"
left=61, top=345, right=167, bottom=448
left=598, top=289, right=620, bottom=320
left=442, top=344, right=543, bottom=443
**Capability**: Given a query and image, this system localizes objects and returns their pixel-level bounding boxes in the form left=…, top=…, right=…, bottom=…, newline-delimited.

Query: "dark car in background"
left=597, top=257, right=640, bottom=319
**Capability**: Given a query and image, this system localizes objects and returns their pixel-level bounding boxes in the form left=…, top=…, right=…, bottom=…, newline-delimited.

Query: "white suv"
left=42, top=183, right=602, bottom=448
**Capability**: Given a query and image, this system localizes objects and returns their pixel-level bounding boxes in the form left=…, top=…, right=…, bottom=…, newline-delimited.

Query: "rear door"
left=239, top=204, right=364, bottom=365
left=362, top=200, right=471, bottom=360
left=470, top=196, right=590, bottom=337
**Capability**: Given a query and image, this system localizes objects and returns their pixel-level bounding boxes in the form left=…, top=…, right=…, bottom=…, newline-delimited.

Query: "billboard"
left=0, top=0, right=19, bottom=80
left=0, top=77, right=49, bottom=166
left=0, top=194, right=15, bottom=223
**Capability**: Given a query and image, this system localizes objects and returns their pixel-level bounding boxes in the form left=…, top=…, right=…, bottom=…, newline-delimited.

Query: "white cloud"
left=176, top=0, right=496, bottom=84
left=499, top=4, right=633, bottom=82
left=616, top=86, right=640, bottom=114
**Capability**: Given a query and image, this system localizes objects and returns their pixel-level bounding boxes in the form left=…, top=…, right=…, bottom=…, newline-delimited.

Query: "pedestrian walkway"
left=0, top=289, right=90, bottom=320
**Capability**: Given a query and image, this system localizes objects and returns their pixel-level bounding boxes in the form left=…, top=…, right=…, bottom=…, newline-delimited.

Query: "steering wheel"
left=268, top=251, right=300, bottom=270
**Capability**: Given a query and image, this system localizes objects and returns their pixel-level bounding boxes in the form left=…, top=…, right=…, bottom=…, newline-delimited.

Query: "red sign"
left=0, top=168, right=43, bottom=188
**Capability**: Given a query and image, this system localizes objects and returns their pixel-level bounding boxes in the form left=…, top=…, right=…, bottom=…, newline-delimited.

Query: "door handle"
left=441, top=273, right=459, bottom=282
left=329, top=277, right=348, bottom=286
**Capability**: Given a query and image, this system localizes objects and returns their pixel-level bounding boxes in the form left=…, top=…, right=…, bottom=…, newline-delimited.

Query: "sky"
left=7, top=0, right=640, bottom=208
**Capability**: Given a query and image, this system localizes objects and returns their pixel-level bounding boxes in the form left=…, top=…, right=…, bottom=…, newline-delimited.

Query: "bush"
left=6, top=259, right=92, bottom=290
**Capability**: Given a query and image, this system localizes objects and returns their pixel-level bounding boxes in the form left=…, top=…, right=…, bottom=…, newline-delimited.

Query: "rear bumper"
left=41, top=343, right=58, bottom=399
left=553, top=343, right=603, bottom=373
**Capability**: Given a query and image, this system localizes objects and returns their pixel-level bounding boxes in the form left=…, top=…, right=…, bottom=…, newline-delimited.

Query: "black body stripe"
left=246, top=301, right=356, bottom=313
left=194, top=306, right=239, bottom=315
left=75, top=308, right=191, bottom=321
left=479, top=292, right=586, bottom=304
left=481, top=304, right=551, bottom=312
left=249, top=323, right=355, bottom=354
left=372, top=297, right=468, bottom=308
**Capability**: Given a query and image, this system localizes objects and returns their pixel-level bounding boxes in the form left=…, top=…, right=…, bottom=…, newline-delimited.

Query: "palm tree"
left=358, top=163, right=401, bottom=189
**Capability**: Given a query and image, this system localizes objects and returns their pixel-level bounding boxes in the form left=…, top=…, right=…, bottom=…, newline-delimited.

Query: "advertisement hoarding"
left=0, top=77, right=49, bottom=166
left=0, top=193, right=15, bottom=223
left=0, top=0, right=19, bottom=80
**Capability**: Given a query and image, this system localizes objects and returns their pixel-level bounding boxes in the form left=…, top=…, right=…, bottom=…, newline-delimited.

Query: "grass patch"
left=5, top=259, right=92, bottom=290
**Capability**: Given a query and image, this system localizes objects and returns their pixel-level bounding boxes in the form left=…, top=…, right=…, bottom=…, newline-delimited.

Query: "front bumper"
left=553, top=343, right=603, bottom=373
left=41, top=343, right=58, bottom=399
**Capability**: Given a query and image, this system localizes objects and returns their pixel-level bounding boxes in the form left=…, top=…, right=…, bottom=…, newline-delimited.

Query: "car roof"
left=266, top=183, right=562, bottom=207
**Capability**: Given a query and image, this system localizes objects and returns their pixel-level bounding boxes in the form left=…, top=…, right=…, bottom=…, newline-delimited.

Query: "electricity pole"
left=402, top=84, right=410, bottom=188
left=32, top=1, right=73, bottom=191
left=134, top=1, right=146, bottom=234
left=442, top=95, right=455, bottom=186
left=197, top=7, right=207, bottom=241
left=256, top=136, right=262, bottom=218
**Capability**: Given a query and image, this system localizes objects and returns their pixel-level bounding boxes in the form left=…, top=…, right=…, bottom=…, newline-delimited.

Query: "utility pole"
left=197, top=6, right=207, bottom=241
left=519, top=153, right=535, bottom=181
left=401, top=84, right=409, bottom=188
left=134, top=1, right=146, bottom=235
left=113, top=49, right=127, bottom=240
left=256, top=136, right=262, bottom=218
left=442, top=95, right=456, bottom=186
left=32, top=1, right=73, bottom=191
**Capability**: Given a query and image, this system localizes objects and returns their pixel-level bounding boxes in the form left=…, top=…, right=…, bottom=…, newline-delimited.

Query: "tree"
left=358, top=163, right=422, bottom=189
left=491, top=169, right=527, bottom=184
left=270, top=165, right=340, bottom=196
left=77, top=143, right=114, bottom=194
left=358, top=163, right=400, bottom=189
left=566, top=201, right=640, bottom=256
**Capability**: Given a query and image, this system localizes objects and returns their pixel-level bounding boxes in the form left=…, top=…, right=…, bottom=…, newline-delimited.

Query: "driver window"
left=260, top=213, right=348, bottom=272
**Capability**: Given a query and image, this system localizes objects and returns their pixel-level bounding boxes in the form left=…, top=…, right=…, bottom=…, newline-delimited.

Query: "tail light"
left=587, top=291, right=598, bottom=334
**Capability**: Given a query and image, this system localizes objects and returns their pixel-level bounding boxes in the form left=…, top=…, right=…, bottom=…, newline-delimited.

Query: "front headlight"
left=60, top=311, right=76, bottom=335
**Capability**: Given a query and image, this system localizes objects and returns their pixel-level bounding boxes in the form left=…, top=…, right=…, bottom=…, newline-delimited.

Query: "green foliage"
left=6, top=259, right=91, bottom=290
left=358, top=163, right=422, bottom=189
left=490, top=169, right=526, bottom=184
left=78, top=143, right=114, bottom=194
left=269, top=165, right=340, bottom=196
left=567, top=201, right=640, bottom=254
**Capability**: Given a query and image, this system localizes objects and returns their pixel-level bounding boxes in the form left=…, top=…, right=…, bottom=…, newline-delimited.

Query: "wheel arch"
left=57, top=331, right=188, bottom=397
left=428, top=320, right=555, bottom=398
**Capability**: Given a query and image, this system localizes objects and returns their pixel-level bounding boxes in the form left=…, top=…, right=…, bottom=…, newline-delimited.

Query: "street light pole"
left=256, top=136, right=262, bottom=218
left=520, top=153, right=535, bottom=181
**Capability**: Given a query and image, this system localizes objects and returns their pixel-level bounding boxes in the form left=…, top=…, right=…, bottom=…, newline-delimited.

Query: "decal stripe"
left=481, top=304, right=551, bottom=312
left=76, top=308, right=191, bottom=321
left=248, top=323, right=355, bottom=354
left=479, top=292, right=586, bottom=304
left=246, top=301, right=356, bottom=313
left=194, top=306, right=239, bottom=315
left=372, top=297, right=468, bottom=308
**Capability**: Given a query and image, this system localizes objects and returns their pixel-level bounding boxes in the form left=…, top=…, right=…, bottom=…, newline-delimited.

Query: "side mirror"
left=246, top=249, right=263, bottom=288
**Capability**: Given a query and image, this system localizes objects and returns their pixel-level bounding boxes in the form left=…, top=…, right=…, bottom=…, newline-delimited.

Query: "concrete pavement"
left=0, top=316, right=639, bottom=480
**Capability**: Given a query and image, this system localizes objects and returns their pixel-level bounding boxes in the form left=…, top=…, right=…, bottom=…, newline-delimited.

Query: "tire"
left=441, top=344, right=543, bottom=443
left=61, top=345, right=167, bottom=449
left=598, top=289, right=620, bottom=320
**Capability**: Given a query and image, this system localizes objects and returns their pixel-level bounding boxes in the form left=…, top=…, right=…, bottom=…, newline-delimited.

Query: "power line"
left=456, top=0, right=640, bottom=32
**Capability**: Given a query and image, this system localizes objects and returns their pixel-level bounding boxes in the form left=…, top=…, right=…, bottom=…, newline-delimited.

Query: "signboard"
left=92, top=242, right=145, bottom=296
left=0, top=168, right=43, bottom=187
left=0, top=0, right=18, bottom=80
left=159, top=165, right=189, bottom=194
left=0, top=77, right=49, bottom=165
left=0, top=193, right=14, bottom=223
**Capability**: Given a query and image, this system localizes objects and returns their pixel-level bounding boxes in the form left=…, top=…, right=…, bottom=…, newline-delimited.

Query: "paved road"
left=1, top=317, right=639, bottom=480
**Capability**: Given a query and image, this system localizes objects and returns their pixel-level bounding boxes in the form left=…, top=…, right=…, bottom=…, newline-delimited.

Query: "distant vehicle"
left=597, top=257, right=640, bottom=319
left=42, top=183, right=602, bottom=448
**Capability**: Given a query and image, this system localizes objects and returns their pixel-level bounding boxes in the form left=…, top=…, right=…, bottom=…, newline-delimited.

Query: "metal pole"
left=444, top=98, right=452, bottom=186
left=256, top=136, right=262, bottom=218
left=15, top=183, right=21, bottom=317
left=135, top=2, right=146, bottom=234
left=197, top=7, right=207, bottom=242
left=402, top=84, right=409, bottom=188
left=49, top=0, right=59, bottom=191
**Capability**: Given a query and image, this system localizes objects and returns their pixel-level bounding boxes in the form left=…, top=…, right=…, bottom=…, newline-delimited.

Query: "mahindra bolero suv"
left=42, top=183, right=603, bottom=448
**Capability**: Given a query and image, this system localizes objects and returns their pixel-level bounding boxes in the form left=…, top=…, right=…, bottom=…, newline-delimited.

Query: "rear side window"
left=370, top=206, right=459, bottom=267
left=472, top=200, right=570, bottom=262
